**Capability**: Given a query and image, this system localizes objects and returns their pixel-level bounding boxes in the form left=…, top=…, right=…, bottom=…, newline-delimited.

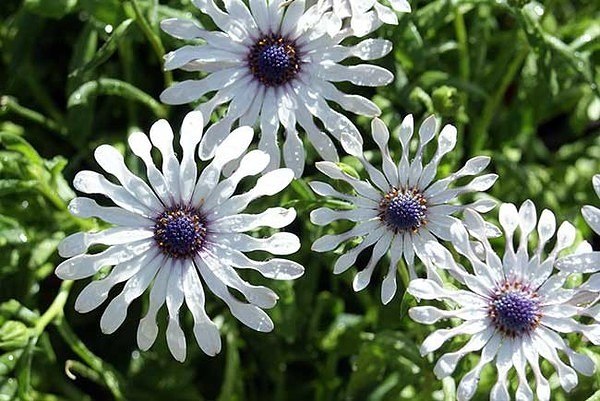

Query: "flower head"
left=408, top=201, right=600, bottom=401
left=309, top=116, right=498, bottom=304
left=56, top=112, right=304, bottom=362
left=160, top=0, right=394, bottom=177
left=315, top=0, right=411, bottom=37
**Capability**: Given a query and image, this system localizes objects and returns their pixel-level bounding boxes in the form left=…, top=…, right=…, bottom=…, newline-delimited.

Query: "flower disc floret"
left=380, top=187, right=427, bottom=232
left=154, top=207, right=207, bottom=259
left=489, top=282, right=540, bottom=338
left=248, top=35, right=300, bottom=87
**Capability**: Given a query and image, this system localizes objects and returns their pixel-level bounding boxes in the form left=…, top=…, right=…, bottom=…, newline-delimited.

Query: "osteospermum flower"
left=160, top=0, right=394, bottom=176
left=408, top=202, right=600, bottom=401
left=315, top=0, right=411, bottom=37
left=310, top=116, right=498, bottom=304
left=55, top=112, right=304, bottom=361
left=582, top=174, right=600, bottom=235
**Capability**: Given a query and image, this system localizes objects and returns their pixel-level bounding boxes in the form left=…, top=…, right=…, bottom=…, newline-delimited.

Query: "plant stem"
left=55, top=318, right=127, bottom=401
left=0, top=96, right=66, bottom=137
left=471, top=40, right=528, bottom=152
left=128, top=0, right=173, bottom=88
left=33, top=280, right=73, bottom=337
left=454, top=7, right=470, bottom=83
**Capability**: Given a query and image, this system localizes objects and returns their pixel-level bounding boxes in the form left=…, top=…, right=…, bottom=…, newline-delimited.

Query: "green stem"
left=0, top=96, right=66, bottom=137
left=128, top=0, right=173, bottom=88
left=23, top=67, right=66, bottom=125
left=55, top=318, right=126, bottom=401
left=397, top=259, right=410, bottom=290
left=33, top=281, right=73, bottom=337
left=454, top=7, right=470, bottom=83
left=471, top=41, right=528, bottom=152
left=16, top=281, right=73, bottom=400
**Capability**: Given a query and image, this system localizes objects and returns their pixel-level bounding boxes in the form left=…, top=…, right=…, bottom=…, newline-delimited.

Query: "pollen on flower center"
left=248, top=35, right=300, bottom=87
left=153, top=207, right=207, bottom=259
left=489, top=281, right=541, bottom=338
left=379, top=188, right=427, bottom=233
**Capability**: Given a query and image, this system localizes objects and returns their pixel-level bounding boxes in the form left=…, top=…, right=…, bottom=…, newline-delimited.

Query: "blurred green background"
left=0, top=0, right=599, bottom=400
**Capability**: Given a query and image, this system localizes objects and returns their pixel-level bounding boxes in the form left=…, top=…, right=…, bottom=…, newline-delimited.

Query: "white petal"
left=200, top=252, right=278, bottom=309
left=75, top=250, right=157, bottom=313
left=456, top=334, right=501, bottom=401
left=198, top=261, right=274, bottom=332
left=68, top=197, right=154, bottom=227
left=211, top=207, right=296, bottom=233
left=203, top=150, right=270, bottom=211
left=58, top=227, right=154, bottom=258
left=93, top=145, right=163, bottom=212
left=128, top=131, right=172, bottom=206
left=99, top=254, right=163, bottom=334
left=73, top=171, right=153, bottom=217
left=137, top=259, right=171, bottom=351
left=333, top=227, right=385, bottom=274
left=192, top=126, right=254, bottom=205
left=433, top=327, right=494, bottom=378
left=218, top=232, right=300, bottom=255
left=583, top=206, right=600, bottom=235
left=352, top=231, right=392, bottom=291
left=420, top=319, right=488, bottom=355
left=165, top=262, right=187, bottom=362
left=182, top=261, right=221, bottom=356
left=556, top=252, right=600, bottom=273
left=55, top=240, right=153, bottom=280
left=212, top=168, right=294, bottom=218
left=149, top=119, right=182, bottom=203
left=316, top=63, right=393, bottom=87
left=179, top=111, right=204, bottom=204
left=381, top=234, right=402, bottom=304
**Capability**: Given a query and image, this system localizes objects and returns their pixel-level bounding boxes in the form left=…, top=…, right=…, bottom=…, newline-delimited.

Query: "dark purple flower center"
left=379, top=188, right=427, bottom=233
left=248, top=35, right=300, bottom=87
left=489, top=283, right=541, bottom=337
left=154, top=207, right=207, bottom=259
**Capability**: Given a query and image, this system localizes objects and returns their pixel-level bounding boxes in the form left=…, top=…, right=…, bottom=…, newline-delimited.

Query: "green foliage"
left=0, top=0, right=598, bottom=400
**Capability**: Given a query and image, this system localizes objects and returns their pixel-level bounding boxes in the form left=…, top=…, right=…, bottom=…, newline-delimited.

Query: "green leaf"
left=0, top=133, right=42, bottom=166
left=0, top=376, right=17, bottom=401
left=0, top=215, right=27, bottom=246
left=0, top=180, right=37, bottom=197
left=24, top=0, right=78, bottom=19
left=0, top=350, right=22, bottom=377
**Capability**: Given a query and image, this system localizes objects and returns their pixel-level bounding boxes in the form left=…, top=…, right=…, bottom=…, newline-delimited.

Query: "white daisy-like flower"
left=55, top=112, right=304, bottom=362
left=408, top=201, right=600, bottom=401
left=309, top=116, right=498, bottom=304
left=159, top=0, right=394, bottom=177
left=582, top=174, right=600, bottom=235
left=315, top=0, right=411, bottom=37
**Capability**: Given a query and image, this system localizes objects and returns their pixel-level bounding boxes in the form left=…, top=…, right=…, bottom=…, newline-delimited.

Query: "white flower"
left=315, top=0, right=411, bottom=37
left=582, top=174, right=600, bottom=235
left=55, top=112, right=304, bottom=362
left=309, top=116, right=498, bottom=304
left=159, top=0, right=394, bottom=177
left=408, top=201, right=600, bottom=401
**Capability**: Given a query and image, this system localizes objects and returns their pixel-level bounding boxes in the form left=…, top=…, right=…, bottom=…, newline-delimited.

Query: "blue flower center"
left=380, top=188, right=427, bottom=233
left=248, top=35, right=300, bottom=87
left=154, top=207, right=207, bottom=259
left=489, top=286, right=540, bottom=337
